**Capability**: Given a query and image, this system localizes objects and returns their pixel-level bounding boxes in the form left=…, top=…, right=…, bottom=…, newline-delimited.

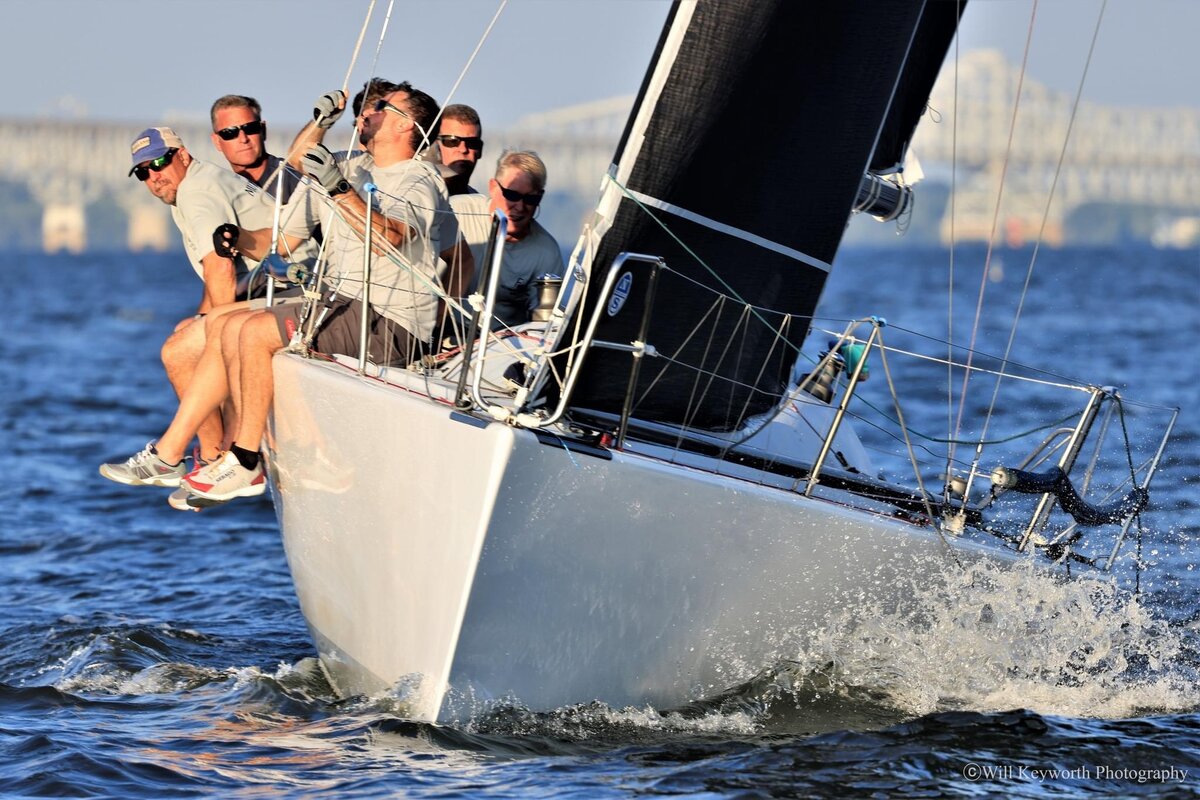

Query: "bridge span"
left=1, top=51, right=1196, bottom=252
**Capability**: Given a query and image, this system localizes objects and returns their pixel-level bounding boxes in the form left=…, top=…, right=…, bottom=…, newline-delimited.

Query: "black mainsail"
left=565, top=0, right=964, bottom=431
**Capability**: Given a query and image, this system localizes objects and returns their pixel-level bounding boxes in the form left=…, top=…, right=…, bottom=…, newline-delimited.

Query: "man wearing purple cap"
left=99, top=127, right=278, bottom=486
left=128, top=126, right=276, bottom=310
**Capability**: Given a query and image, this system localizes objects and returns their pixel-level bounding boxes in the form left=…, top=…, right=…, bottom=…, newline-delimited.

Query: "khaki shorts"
left=270, top=295, right=415, bottom=367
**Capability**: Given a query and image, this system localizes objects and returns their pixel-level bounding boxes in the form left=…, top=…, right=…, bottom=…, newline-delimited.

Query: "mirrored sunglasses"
left=132, top=149, right=178, bottom=181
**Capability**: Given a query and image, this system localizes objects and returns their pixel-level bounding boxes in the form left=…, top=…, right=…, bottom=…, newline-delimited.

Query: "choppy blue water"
left=1, top=245, right=1197, bottom=798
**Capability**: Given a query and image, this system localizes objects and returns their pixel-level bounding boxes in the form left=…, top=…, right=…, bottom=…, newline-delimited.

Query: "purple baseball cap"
left=129, top=127, right=184, bottom=175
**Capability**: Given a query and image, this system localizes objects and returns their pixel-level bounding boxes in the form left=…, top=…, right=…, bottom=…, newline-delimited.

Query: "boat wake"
left=781, top=557, right=1200, bottom=721
left=27, top=621, right=329, bottom=710
left=23, top=553, right=1197, bottom=746
left=417, top=555, right=1199, bottom=738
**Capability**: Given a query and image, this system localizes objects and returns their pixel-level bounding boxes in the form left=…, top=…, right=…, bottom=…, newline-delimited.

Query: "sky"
left=4, top=0, right=1197, bottom=132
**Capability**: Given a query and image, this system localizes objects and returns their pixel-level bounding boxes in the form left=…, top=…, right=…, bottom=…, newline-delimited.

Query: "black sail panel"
left=569, top=0, right=955, bottom=430
left=872, top=1, right=966, bottom=173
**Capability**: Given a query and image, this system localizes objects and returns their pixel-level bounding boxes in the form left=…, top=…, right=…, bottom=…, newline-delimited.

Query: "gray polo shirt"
left=171, top=157, right=275, bottom=281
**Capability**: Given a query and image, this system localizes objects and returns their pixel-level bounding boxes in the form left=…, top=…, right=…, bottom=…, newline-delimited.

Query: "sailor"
left=437, top=104, right=485, bottom=197
left=101, top=126, right=278, bottom=482
left=451, top=150, right=564, bottom=330
left=285, top=78, right=402, bottom=172
left=209, top=94, right=298, bottom=199
left=426, top=103, right=486, bottom=327
left=207, top=94, right=320, bottom=294
left=101, top=84, right=472, bottom=506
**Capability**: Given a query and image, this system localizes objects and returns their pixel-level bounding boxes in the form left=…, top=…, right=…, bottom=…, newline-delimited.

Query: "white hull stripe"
left=626, top=189, right=832, bottom=272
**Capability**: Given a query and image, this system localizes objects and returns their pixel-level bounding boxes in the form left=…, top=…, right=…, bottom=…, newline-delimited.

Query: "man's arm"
left=327, top=188, right=414, bottom=252
left=198, top=252, right=237, bottom=312
left=212, top=223, right=306, bottom=263
left=287, top=91, right=346, bottom=170
left=440, top=236, right=475, bottom=300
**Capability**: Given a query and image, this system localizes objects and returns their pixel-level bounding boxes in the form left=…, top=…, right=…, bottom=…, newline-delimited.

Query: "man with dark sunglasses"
left=209, top=95, right=304, bottom=205
left=99, top=126, right=282, bottom=487
left=436, top=104, right=484, bottom=197
left=209, top=94, right=318, bottom=288
left=127, top=127, right=275, bottom=305
left=452, top=150, right=563, bottom=330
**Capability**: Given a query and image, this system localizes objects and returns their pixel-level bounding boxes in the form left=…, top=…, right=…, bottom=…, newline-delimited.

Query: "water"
left=1, top=245, right=1197, bottom=797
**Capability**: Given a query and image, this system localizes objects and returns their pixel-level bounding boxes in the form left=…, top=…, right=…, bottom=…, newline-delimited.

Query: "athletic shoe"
left=99, top=442, right=187, bottom=487
left=183, top=451, right=265, bottom=501
left=167, top=449, right=223, bottom=512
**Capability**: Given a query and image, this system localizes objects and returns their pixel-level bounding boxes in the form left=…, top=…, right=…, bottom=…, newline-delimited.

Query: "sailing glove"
left=212, top=223, right=239, bottom=259
left=313, top=90, right=346, bottom=129
left=301, top=145, right=348, bottom=195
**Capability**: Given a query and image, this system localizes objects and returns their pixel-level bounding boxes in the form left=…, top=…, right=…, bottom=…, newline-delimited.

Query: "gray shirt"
left=171, top=158, right=276, bottom=282
left=247, top=153, right=320, bottom=271
left=451, top=193, right=563, bottom=328
left=282, top=153, right=451, bottom=339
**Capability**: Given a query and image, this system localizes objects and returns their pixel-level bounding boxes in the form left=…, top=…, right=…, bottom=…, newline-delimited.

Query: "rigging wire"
left=968, top=0, right=1110, bottom=477
left=429, top=0, right=509, bottom=136
left=949, top=1, right=1039, bottom=455
left=944, top=0, right=962, bottom=502
left=343, top=0, right=380, bottom=97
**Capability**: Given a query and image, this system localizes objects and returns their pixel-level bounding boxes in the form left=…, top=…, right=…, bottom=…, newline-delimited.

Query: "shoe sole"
left=184, top=481, right=266, bottom=502
left=168, top=488, right=228, bottom=512
left=99, top=465, right=182, bottom=488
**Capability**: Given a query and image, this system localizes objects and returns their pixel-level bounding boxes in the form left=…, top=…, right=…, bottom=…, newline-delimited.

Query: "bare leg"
left=154, top=313, right=240, bottom=464
left=161, top=318, right=223, bottom=462
left=219, top=311, right=257, bottom=435
left=233, top=311, right=287, bottom=450
left=162, top=317, right=204, bottom=396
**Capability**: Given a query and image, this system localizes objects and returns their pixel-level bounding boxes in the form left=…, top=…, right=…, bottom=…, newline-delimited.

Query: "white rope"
left=428, top=0, right=509, bottom=138
left=944, top=0, right=962, bottom=502
left=948, top=0, right=1040, bottom=476
left=342, top=0, right=379, bottom=96
left=975, top=0, right=1109, bottom=446
left=960, top=0, right=1109, bottom=508
left=340, top=0, right=396, bottom=157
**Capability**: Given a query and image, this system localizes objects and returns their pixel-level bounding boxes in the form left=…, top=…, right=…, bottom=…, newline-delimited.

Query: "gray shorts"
left=270, top=295, right=416, bottom=367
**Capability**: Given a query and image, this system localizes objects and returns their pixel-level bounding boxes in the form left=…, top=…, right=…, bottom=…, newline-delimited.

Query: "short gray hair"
left=209, top=95, right=262, bottom=129
left=494, top=150, right=547, bottom=192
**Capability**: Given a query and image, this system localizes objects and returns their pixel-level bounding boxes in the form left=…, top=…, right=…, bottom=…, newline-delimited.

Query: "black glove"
left=312, top=90, right=346, bottom=129
left=301, top=144, right=349, bottom=195
left=212, top=223, right=240, bottom=259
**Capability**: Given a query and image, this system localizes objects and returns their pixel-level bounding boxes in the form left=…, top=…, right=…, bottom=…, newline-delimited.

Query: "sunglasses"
left=438, top=134, right=483, bottom=151
left=132, top=149, right=178, bottom=181
left=373, top=99, right=410, bottom=118
left=215, top=120, right=265, bottom=140
left=496, top=181, right=544, bottom=207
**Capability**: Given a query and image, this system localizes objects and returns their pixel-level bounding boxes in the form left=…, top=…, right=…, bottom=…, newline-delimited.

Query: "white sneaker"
left=182, top=451, right=265, bottom=502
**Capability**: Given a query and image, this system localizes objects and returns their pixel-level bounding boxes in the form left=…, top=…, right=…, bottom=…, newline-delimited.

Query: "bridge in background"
left=1, top=51, right=1197, bottom=252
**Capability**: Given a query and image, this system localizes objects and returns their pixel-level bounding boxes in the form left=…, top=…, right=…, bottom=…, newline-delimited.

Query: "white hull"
left=268, top=353, right=1019, bottom=722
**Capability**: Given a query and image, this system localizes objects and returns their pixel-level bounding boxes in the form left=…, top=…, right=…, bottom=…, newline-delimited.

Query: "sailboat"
left=265, top=0, right=1175, bottom=722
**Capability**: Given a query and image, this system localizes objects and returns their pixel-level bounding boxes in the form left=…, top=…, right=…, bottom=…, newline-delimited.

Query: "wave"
left=783, top=558, right=1200, bottom=720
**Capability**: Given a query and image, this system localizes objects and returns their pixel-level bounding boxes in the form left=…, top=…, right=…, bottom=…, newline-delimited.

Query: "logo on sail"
left=607, top=272, right=633, bottom=316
